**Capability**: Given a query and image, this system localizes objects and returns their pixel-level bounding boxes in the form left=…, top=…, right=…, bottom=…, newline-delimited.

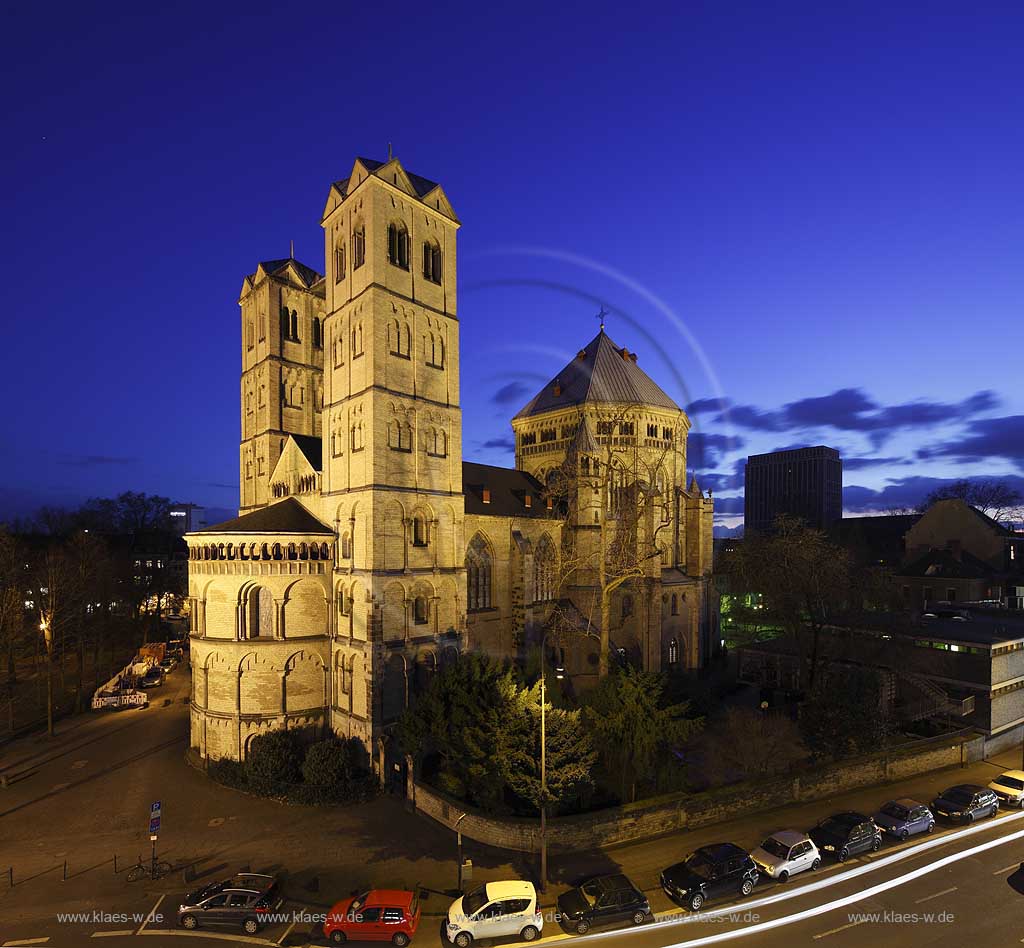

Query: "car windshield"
left=880, top=803, right=910, bottom=821
left=683, top=853, right=715, bottom=879
left=818, top=817, right=853, bottom=834
left=760, top=837, right=790, bottom=859
left=579, top=881, right=602, bottom=905
left=943, top=788, right=973, bottom=805
left=463, top=886, right=489, bottom=916
left=996, top=776, right=1024, bottom=791
left=350, top=892, right=368, bottom=911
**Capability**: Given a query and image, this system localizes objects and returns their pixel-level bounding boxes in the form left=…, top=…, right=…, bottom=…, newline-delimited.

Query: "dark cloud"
left=695, top=457, right=747, bottom=494
left=842, top=473, right=1024, bottom=514
left=917, top=415, right=1024, bottom=469
left=710, top=387, right=999, bottom=442
left=59, top=454, right=137, bottom=467
left=481, top=437, right=516, bottom=451
left=686, top=396, right=732, bottom=416
left=207, top=482, right=239, bottom=490
left=688, top=432, right=745, bottom=470
left=491, top=381, right=532, bottom=405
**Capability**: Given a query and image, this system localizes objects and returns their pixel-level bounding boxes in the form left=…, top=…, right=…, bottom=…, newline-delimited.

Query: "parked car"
left=988, top=771, right=1024, bottom=808
left=159, top=657, right=178, bottom=673
left=177, top=873, right=280, bottom=934
left=445, top=880, right=541, bottom=947
left=873, top=799, right=935, bottom=839
left=808, top=812, right=882, bottom=861
left=324, top=889, right=421, bottom=946
left=932, top=784, right=999, bottom=823
left=556, top=873, right=650, bottom=934
left=140, top=667, right=163, bottom=689
left=661, top=843, right=759, bottom=911
left=749, top=831, right=821, bottom=882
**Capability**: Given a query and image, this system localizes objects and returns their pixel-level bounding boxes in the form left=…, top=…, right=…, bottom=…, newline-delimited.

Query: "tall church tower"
left=238, top=259, right=326, bottom=513
left=320, top=158, right=465, bottom=742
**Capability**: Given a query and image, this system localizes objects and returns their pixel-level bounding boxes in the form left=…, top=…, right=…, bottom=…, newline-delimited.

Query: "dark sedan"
left=661, top=843, right=759, bottom=911
left=808, top=812, right=881, bottom=861
left=556, top=874, right=649, bottom=935
left=932, top=785, right=999, bottom=824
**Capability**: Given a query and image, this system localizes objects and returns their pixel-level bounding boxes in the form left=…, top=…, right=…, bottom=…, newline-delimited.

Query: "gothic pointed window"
left=668, top=638, right=679, bottom=665
left=621, top=594, right=634, bottom=619
left=466, top=534, right=492, bottom=612
left=312, top=317, right=322, bottom=349
left=534, top=534, right=556, bottom=603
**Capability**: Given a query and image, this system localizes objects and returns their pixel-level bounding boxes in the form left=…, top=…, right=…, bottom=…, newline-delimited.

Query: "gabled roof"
left=463, top=461, right=553, bottom=518
left=513, top=330, right=681, bottom=420
left=246, top=258, right=324, bottom=290
left=290, top=434, right=323, bottom=472
left=193, top=498, right=333, bottom=535
left=326, top=156, right=458, bottom=223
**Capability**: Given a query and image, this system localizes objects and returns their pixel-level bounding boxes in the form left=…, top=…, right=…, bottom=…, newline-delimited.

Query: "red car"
left=325, top=889, right=421, bottom=946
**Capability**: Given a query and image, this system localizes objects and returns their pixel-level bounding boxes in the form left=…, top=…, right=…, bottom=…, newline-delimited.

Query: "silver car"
left=750, top=830, right=821, bottom=882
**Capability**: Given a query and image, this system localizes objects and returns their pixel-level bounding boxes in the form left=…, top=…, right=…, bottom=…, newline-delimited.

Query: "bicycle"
left=126, top=856, right=173, bottom=882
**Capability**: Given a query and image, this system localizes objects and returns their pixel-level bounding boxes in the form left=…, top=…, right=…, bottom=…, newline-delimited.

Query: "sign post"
left=149, top=801, right=161, bottom=875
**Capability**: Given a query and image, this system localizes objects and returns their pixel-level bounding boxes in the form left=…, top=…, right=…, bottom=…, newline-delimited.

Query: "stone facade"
left=186, top=156, right=717, bottom=771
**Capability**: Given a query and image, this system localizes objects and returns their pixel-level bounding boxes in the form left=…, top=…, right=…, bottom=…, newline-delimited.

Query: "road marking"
left=91, top=932, right=135, bottom=938
left=569, top=817, right=1024, bottom=947
left=136, top=894, right=165, bottom=936
left=3, top=940, right=51, bottom=947
left=994, top=861, right=1021, bottom=875
left=813, top=919, right=867, bottom=939
left=138, top=931, right=275, bottom=945
left=915, top=887, right=957, bottom=903
left=275, top=920, right=296, bottom=945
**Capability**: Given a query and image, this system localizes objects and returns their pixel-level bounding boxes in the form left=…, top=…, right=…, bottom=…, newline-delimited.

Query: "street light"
left=538, top=637, right=566, bottom=894
left=40, top=616, right=54, bottom=737
left=455, top=812, right=467, bottom=893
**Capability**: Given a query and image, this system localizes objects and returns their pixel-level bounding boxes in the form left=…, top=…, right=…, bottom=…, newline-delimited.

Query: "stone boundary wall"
left=409, top=731, right=990, bottom=854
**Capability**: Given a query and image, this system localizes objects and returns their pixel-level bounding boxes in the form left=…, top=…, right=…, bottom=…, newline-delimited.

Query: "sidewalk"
left=1, top=685, right=1021, bottom=929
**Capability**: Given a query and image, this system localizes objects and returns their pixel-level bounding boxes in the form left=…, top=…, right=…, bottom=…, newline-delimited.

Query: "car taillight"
left=255, top=906, right=268, bottom=914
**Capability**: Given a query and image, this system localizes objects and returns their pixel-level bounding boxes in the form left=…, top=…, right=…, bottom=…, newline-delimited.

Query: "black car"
left=932, top=784, right=999, bottom=824
left=808, top=812, right=881, bottom=862
left=556, top=874, right=650, bottom=935
left=177, top=873, right=280, bottom=934
left=660, top=843, right=759, bottom=911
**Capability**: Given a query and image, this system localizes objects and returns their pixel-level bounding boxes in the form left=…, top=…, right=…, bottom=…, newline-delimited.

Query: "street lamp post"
left=40, top=616, right=53, bottom=737
left=540, top=643, right=547, bottom=894
left=455, top=812, right=467, bottom=893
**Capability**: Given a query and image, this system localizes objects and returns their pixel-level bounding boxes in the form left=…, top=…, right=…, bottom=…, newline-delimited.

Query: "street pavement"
left=3, top=663, right=1024, bottom=948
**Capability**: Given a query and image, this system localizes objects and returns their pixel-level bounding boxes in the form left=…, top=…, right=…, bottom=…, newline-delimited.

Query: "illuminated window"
left=423, top=241, right=442, bottom=283
left=387, top=222, right=409, bottom=270
left=352, top=226, right=365, bottom=269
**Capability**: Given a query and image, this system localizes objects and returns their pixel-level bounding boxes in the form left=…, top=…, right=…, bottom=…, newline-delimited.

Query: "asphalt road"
left=4, top=661, right=1024, bottom=948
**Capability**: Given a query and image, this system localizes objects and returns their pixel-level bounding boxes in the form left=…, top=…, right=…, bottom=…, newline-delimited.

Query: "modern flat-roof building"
left=744, top=446, right=842, bottom=533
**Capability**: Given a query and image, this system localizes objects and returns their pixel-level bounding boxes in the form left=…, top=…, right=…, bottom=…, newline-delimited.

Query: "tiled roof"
left=290, top=434, right=323, bottom=472
left=463, top=461, right=554, bottom=518
left=513, top=330, right=680, bottom=419
left=194, top=498, right=333, bottom=535
left=250, top=258, right=324, bottom=288
left=900, top=548, right=994, bottom=580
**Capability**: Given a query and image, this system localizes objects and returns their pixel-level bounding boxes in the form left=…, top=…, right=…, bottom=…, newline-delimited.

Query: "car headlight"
left=951, top=811, right=962, bottom=817
left=822, top=844, right=835, bottom=851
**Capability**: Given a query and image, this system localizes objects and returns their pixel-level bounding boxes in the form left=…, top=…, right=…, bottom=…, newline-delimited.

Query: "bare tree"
left=0, top=529, right=27, bottom=689
left=543, top=405, right=680, bottom=678
left=920, top=479, right=1023, bottom=524
left=696, top=707, right=807, bottom=785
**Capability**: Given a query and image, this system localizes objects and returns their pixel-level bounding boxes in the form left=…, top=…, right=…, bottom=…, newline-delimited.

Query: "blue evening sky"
left=2, top=1, right=1022, bottom=527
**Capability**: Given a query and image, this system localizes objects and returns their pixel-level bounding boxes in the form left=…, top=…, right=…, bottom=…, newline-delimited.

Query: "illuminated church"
left=183, top=156, right=716, bottom=769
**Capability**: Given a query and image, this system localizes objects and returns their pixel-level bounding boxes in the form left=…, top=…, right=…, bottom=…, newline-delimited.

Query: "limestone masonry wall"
left=410, top=732, right=986, bottom=853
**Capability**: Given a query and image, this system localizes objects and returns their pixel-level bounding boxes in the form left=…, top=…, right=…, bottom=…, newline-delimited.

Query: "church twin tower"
left=186, top=155, right=715, bottom=769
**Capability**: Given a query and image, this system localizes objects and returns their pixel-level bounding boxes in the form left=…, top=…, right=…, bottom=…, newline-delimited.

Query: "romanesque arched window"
left=334, top=240, right=346, bottom=283
left=534, top=534, right=556, bottom=603
left=341, top=532, right=352, bottom=559
left=352, top=224, right=365, bottom=269
left=387, top=222, right=409, bottom=270
left=414, top=596, right=428, bottom=625
left=423, top=241, right=442, bottom=284
left=671, top=593, right=678, bottom=616
left=466, top=534, right=492, bottom=612
left=621, top=594, right=634, bottom=619
left=412, top=514, right=428, bottom=548
left=312, top=317, right=322, bottom=349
